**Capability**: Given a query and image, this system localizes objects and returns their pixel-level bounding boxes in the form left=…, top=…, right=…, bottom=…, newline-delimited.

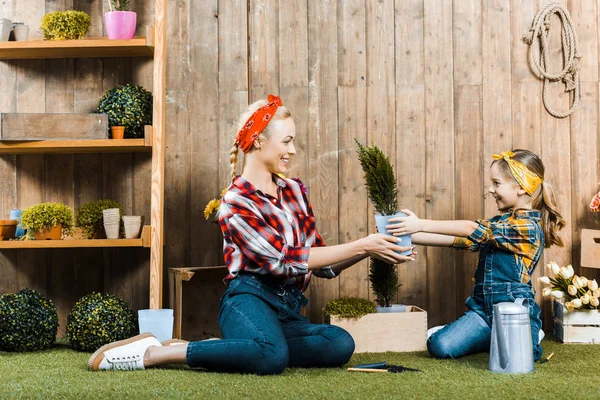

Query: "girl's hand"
left=361, top=234, right=416, bottom=264
left=386, top=209, right=422, bottom=235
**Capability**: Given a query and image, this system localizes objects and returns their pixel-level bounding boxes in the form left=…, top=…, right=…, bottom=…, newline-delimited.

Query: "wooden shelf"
left=0, top=225, right=151, bottom=249
left=0, top=125, right=153, bottom=154
left=0, top=26, right=154, bottom=60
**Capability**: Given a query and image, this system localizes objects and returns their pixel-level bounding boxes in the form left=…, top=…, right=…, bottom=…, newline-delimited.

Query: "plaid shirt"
left=452, top=209, right=543, bottom=284
left=218, top=175, right=336, bottom=291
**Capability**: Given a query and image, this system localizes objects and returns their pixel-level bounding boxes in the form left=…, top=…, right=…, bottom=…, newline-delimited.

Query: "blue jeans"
left=186, top=273, right=355, bottom=374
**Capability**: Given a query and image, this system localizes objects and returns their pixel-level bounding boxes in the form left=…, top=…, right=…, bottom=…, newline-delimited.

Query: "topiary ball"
left=0, top=288, right=58, bottom=352
left=97, top=84, right=153, bottom=138
left=67, top=293, right=137, bottom=352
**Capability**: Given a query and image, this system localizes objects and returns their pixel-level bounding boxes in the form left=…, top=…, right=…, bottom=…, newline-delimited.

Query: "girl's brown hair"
left=493, top=149, right=565, bottom=248
left=230, top=99, right=292, bottom=181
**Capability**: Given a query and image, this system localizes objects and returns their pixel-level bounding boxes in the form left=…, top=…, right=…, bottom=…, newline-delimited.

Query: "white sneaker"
left=538, top=329, right=545, bottom=344
left=88, top=332, right=162, bottom=371
left=427, top=325, right=446, bottom=339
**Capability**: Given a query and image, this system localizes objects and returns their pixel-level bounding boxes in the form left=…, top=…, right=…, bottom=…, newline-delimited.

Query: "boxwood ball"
left=0, top=288, right=59, bottom=352
left=67, top=292, right=137, bottom=352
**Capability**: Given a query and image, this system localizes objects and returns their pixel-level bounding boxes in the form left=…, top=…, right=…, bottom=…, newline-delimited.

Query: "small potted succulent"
left=105, top=0, right=136, bottom=40
left=20, top=202, right=73, bottom=240
left=75, top=199, right=123, bottom=239
left=40, top=10, right=91, bottom=40
left=97, top=84, right=153, bottom=139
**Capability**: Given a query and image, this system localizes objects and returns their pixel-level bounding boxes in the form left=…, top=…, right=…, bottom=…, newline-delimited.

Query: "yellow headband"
left=492, top=151, right=542, bottom=196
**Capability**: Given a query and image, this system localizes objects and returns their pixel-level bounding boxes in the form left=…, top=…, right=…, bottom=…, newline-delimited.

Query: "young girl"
left=88, top=95, right=414, bottom=373
left=386, top=150, right=565, bottom=361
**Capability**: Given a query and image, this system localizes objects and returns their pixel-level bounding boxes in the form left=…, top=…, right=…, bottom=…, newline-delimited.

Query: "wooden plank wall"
left=1, top=0, right=599, bottom=333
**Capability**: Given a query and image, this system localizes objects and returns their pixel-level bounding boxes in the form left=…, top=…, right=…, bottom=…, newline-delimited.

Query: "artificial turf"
left=1, top=336, right=598, bottom=399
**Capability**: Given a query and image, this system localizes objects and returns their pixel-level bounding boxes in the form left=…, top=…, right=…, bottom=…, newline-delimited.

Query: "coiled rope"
left=522, top=2, right=581, bottom=118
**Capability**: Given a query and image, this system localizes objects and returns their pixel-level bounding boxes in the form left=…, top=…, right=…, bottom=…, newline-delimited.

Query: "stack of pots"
left=102, top=208, right=120, bottom=239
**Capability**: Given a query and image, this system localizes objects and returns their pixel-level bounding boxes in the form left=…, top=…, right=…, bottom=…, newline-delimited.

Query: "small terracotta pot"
left=34, top=224, right=63, bottom=240
left=0, top=220, right=18, bottom=240
left=111, top=126, right=125, bottom=139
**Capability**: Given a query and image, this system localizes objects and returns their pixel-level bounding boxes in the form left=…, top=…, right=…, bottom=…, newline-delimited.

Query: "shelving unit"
left=0, top=226, right=151, bottom=248
left=0, top=1, right=167, bottom=308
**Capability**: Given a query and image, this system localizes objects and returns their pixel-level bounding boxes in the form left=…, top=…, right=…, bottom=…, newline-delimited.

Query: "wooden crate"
left=581, top=229, right=600, bottom=269
left=0, top=113, right=108, bottom=140
left=553, top=300, right=600, bottom=344
left=329, top=306, right=427, bottom=352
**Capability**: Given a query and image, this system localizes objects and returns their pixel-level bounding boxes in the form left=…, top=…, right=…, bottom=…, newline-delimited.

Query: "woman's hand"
left=361, top=233, right=416, bottom=264
left=386, top=209, right=422, bottom=236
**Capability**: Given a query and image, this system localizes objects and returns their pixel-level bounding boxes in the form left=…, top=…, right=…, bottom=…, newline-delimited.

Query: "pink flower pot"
left=104, top=11, right=137, bottom=40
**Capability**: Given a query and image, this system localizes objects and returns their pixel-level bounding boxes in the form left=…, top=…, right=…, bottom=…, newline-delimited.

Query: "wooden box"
left=329, top=305, right=427, bottom=352
left=581, top=229, right=600, bottom=269
left=0, top=113, right=108, bottom=140
left=553, top=300, right=600, bottom=344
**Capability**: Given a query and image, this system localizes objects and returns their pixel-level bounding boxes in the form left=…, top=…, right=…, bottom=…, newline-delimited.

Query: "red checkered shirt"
left=218, top=175, right=336, bottom=292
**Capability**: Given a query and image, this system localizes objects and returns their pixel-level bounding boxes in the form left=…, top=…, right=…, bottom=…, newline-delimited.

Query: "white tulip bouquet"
left=540, top=261, right=599, bottom=311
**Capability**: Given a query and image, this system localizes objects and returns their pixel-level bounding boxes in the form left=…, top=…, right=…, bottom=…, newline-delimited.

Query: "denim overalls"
left=428, top=214, right=543, bottom=361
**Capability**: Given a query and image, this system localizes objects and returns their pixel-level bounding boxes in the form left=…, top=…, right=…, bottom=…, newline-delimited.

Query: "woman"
left=89, top=95, right=413, bottom=374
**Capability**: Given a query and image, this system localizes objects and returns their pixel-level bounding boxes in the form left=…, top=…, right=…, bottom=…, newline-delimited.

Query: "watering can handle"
left=514, top=297, right=530, bottom=308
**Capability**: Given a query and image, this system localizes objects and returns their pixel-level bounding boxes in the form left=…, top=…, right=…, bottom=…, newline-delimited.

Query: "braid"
left=230, top=143, right=239, bottom=182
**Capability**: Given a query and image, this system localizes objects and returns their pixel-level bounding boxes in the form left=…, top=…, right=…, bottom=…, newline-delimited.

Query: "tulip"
left=581, top=294, right=590, bottom=305
left=593, top=289, right=600, bottom=298
left=539, top=276, right=551, bottom=285
left=551, top=290, right=564, bottom=299
left=590, top=297, right=599, bottom=307
left=581, top=277, right=589, bottom=288
left=563, top=265, right=575, bottom=279
left=572, top=298, right=582, bottom=308
left=573, top=276, right=583, bottom=289
left=542, top=287, right=552, bottom=297
left=550, top=261, right=561, bottom=275
left=568, top=285, right=578, bottom=296
left=589, top=279, right=599, bottom=291
left=565, top=301, right=575, bottom=311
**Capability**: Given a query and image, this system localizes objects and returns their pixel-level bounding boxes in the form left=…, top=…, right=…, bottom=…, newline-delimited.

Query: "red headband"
left=235, top=94, right=283, bottom=153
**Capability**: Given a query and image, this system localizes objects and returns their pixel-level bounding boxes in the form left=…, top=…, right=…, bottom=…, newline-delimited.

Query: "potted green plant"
left=97, top=84, right=153, bottom=139
left=369, top=258, right=405, bottom=312
left=105, top=0, right=137, bottom=40
left=355, top=139, right=412, bottom=255
left=21, top=203, right=73, bottom=240
left=75, top=199, right=123, bottom=239
left=324, top=297, right=377, bottom=320
left=40, top=10, right=91, bottom=40
left=20, top=202, right=73, bottom=240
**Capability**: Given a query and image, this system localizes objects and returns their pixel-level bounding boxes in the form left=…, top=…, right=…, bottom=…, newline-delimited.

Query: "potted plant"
left=97, top=84, right=153, bottom=139
left=75, top=199, right=123, bottom=239
left=20, top=202, right=73, bottom=240
left=40, top=10, right=91, bottom=40
left=355, top=139, right=412, bottom=255
left=541, top=261, right=600, bottom=343
left=105, top=0, right=136, bottom=40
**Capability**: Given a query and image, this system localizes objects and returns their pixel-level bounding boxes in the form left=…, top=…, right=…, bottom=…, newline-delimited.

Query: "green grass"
left=1, top=336, right=599, bottom=399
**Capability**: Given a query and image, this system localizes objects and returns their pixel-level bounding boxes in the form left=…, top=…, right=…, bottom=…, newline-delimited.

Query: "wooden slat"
left=483, top=0, right=512, bottom=218
left=454, top=85, right=483, bottom=314
left=395, top=0, right=426, bottom=309
left=0, top=237, right=147, bottom=248
left=0, top=113, right=108, bottom=140
left=453, top=0, right=482, bottom=85
left=149, top=0, right=168, bottom=308
left=249, top=0, right=279, bottom=98
left=307, top=0, right=339, bottom=322
left=189, top=0, right=220, bottom=268
left=0, top=35, right=154, bottom=60
left=0, top=139, right=150, bottom=154
left=424, top=0, right=455, bottom=327
left=337, top=0, right=368, bottom=301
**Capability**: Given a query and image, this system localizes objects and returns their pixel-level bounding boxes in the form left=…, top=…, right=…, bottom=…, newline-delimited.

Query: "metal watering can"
left=489, top=298, right=535, bottom=374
